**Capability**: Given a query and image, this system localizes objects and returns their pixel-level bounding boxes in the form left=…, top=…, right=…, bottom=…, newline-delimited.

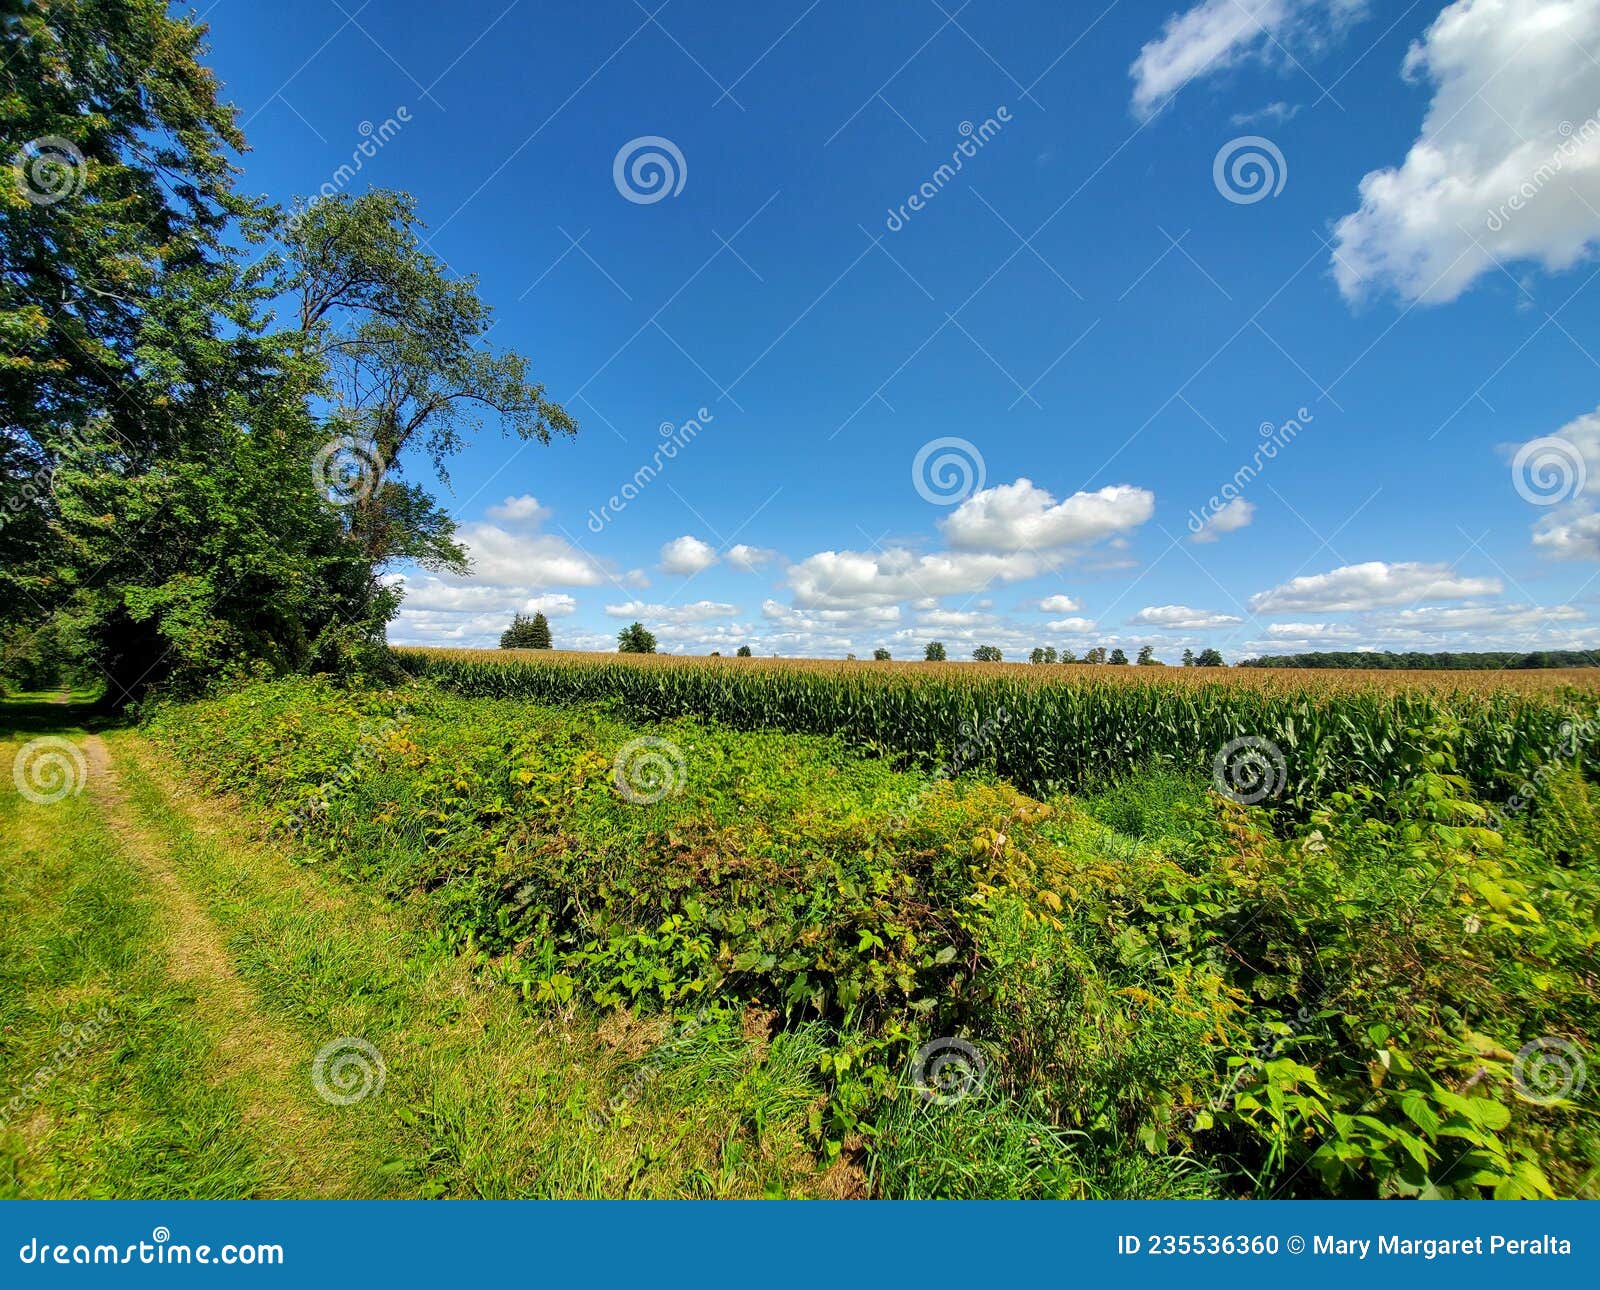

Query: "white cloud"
left=659, top=535, right=719, bottom=575
left=941, top=480, right=1155, bottom=552
left=1332, top=0, right=1600, bottom=303
left=1249, top=561, right=1503, bottom=612
left=1232, top=100, right=1302, bottom=126
left=1514, top=405, right=1600, bottom=559
left=1191, top=497, right=1255, bottom=543
left=603, top=599, right=739, bottom=623
left=455, top=499, right=618, bottom=588
left=487, top=494, right=550, bottom=524
left=1265, top=620, right=1360, bottom=638
left=1046, top=616, right=1100, bottom=633
left=1129, top=0, right=1365, bottom=118
left=1037, top=593, right=1083, bottom=612
left=1131, top=604, right=1245, bottom=629
left=724, top=543, right=777, bottom=572
left=787, top=547, right=1060, bottom=610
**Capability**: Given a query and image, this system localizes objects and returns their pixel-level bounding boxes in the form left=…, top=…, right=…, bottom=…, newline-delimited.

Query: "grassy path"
left=0, top=698, right=842, bottom=1198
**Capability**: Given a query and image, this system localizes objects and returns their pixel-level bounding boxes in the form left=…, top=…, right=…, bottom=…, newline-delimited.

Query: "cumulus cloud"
left=1512, top=405, right=1600, bottom=559
left=1248, top=561, right=1502, bottom=612
left=659, top=535, right=720, bottom=575
left=453, top=498, right=621, bottom=588
left=941, top=480, right=1155, bottom=552
left=1130, top=0, right=1366, bottom=118
left=1131, top=604, right=1245, bottom=629
left=1046, top=616, right=1100, bottom=633
left=603, top=599, right=739, bottom=623
left=1332, top=0, right=1600, bottom=303
left=724, top=543, right=778, bottom=572
left=1191, top=497, right=1255, bottom=543
left=787, top=548, right=1061, bottom=610
left=1037, top=593, right=1083, bottom=612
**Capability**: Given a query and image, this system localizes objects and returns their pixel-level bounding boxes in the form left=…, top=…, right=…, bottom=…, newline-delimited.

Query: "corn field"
left=395, top=648, right=1600, bottom=813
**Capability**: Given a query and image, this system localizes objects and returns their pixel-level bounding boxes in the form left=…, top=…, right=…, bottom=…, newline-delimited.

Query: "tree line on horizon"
left=1239, top=649, right=1599, bottom=670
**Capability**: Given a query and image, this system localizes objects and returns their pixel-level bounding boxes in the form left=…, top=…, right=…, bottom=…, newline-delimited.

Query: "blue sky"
left=202, top=0, right=1600, bottom=659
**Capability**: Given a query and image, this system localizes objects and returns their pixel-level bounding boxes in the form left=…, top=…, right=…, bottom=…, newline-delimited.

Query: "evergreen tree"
left=618, top=621, right=657, bottom=653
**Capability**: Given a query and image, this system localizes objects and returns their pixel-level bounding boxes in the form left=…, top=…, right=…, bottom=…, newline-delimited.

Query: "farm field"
left=5, top=661, right=1595, bottom=1199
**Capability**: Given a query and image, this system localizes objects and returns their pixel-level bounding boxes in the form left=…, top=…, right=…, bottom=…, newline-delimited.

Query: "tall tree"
left=924, top=641, right=946, bottom=661
left=618, top=621, right=656, bottom=654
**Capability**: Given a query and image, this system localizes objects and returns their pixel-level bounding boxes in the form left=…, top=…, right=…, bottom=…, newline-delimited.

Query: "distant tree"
left=1059, top=648, right=1077, bottom=663
left=617, top=622, right=657, bottom=653
left=873, top=648, right=891, bottom=660
left=1195, top=648, right=1225, bottom=667
left=846, top=653, right=857, bottom=661
left=1182, top=648, right=1195, bottom=667
left=709, top=651, right=721, bottom=657
left=736, top=645, right=753, bottom=657
left=499, top=611, right=549, bottom=649
left=1029, top=647, right=1045, bottom=665
left=924, top=641, right=947, bottom=661
left=1235, top=648, right=1599, bottom=670
left=1137, top=645, right=1157, bottom=665
left=973, top=645, right=1003, bottom=662
left=1108, top=648, right=1129, bottom=665
left=1084, top=647, right=1108, bottom=665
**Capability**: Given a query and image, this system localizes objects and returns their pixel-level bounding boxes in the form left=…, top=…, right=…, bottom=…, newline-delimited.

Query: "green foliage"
left=617, top=622, right=657, bottom=654
left=1242, top=649, right=1598, bottom=670
left=972, top=645, right=1002, bottom=662
left=873, top=648, right=892, bottom=661
left=924, top=641, right=946, bottom=662
left=144, top=679, right=1598, bottom=1198
left=396, top=649, right=1600, bottom=821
